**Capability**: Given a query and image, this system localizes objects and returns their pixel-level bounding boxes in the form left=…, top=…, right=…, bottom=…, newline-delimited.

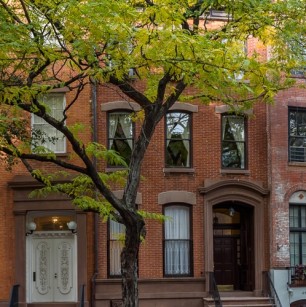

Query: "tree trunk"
left=121, top=216, right=144, bottom=307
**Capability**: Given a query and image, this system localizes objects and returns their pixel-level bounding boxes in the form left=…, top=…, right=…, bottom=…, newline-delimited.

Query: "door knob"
left=54, top=273, right=58, bottom=278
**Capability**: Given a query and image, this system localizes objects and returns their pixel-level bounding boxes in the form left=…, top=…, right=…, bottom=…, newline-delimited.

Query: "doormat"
left=217, top=285, right=234, bottom=291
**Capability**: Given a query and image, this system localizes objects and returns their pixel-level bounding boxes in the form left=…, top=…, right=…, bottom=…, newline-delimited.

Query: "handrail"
left=265, top=271, right=283, bottom=307
left=9, top=284, right=19, bottom=307
left=209, top=272, right=222, bottom=307
left=80, top=284, right=85, bottom=307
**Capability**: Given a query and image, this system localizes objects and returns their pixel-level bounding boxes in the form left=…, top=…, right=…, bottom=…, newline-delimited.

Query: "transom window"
left=221, top=114, right=246, bottom=169
left=31, top=94, right=66, bottom=153
left=108, top=220, right=125, bottom=277
left=164, top=205, right=192, bottom=276
left=165, top=112, right=191, bottom=167
left=289, top=107, right=306, bottom=162
left=108, top=112, right=134, bottom=167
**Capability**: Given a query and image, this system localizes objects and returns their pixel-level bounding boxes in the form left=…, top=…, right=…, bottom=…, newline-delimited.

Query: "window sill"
left=288, top=162, right=306, bottom=167
left=163, top=168, right=195, bottom=174
left=105, top=167, right=128, bottom=173
left=220, top=169, right=250, bottom=175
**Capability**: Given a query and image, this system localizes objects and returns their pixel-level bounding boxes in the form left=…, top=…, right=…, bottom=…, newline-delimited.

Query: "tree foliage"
left=0, top=0, right=306, bottom=306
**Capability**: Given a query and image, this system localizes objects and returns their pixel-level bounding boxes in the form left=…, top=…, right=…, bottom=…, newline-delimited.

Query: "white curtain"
left=109, top=220, right=125, bottom=276
left=32, top=94, right=65, bottom=153
left=109, top=113, right=132, bottom=150
left=166, top=113, right=190, bottom=167
left=164, top=206, right=190, bottom=275
left=119, top=114, right=133, bottom=150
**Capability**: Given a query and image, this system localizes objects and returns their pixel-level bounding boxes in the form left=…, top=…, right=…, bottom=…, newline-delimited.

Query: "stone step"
left=203, top=296, right=275, bottom=307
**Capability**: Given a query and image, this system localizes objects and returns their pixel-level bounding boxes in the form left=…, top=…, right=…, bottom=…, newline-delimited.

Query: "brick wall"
left=269, top=83, right=306, bottom=268
left=96, top=83, right=269, bottom=279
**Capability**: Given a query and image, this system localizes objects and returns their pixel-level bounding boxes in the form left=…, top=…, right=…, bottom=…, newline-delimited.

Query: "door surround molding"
left=9, top=175, right=88, bottom=306
left=199, top=179, right=269, bottom=296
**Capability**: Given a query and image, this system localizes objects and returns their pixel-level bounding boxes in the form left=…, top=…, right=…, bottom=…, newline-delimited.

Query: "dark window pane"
left=166, top=112, right=191, bottom=167
left=289, top=108, right=306, bottom=162
left=221, top=115, right=245, bottom=169
left=290, top=205, right=306, bottom=266
left=108, top=112, right=133, bottom=166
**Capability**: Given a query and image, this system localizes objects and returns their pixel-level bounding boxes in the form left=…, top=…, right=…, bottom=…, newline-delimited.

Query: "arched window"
left=163, top=205, right=192, bottom=276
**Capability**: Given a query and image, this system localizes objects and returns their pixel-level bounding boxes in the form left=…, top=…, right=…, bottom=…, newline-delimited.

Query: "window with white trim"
left=31, top=93, right=66, bottom=153
left=165, top=112, right=191, bottom=167
left=108, top=111, right=134, bottom=166
left=164, top=205, right=192, bottom=276
left=221, top=114, right=246, bottom=169
left=109, top=220, right=125, bottom=277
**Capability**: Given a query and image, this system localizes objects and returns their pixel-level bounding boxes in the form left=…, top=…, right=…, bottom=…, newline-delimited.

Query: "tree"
left=0, top=0, right=305, bottom=306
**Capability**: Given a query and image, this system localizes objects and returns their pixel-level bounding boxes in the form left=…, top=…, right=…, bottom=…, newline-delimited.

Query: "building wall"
left=0, top=85, right=95, bottom=305
left=94, top=81, right=270, bottom=305
left=268, top=84, right=306, bottom=269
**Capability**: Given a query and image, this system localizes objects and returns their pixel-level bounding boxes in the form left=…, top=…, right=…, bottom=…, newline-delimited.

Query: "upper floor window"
left=221, top=114, right=246, bottom=169
left=108, top=112, right=134, bottom=167
left=166, top=112, right=191, bottom=167
left=289, top=107, right=306, bottom=162
left=108, top=219, right=125, bottom=277
left=164, top=205, right=192, bottom=276
left=31, top=93, right=66, bottom=153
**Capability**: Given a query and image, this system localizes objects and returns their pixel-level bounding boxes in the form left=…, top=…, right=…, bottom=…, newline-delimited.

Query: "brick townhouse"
left=1, top=16, right=306, bottom=307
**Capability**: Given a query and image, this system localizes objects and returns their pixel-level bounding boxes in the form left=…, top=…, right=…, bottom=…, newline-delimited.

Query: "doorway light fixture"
left=67, top=221, right=77, bottom=234
left=229, top=207, right=235, bottom=217
left=26, top=222, right=37, bottom=236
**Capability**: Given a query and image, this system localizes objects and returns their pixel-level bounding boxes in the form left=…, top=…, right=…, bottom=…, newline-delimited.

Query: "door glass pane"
left=34, top=215, right=74, bottom=231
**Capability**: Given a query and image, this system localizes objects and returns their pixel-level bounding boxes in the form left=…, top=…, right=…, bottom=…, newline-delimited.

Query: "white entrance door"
left=28, top=234, right=77, bottom=302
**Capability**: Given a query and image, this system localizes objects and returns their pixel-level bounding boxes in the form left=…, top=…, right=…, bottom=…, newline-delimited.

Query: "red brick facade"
left=1, top=49, right=306, bottom=307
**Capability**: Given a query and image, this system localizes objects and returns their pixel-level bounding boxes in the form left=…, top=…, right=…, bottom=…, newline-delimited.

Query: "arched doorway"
left=213, top=202, right=254, bottom=291
left=199, top=179, right=269, bottom=295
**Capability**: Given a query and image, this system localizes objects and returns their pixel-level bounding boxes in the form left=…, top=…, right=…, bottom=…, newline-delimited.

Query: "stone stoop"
left=27, top=304, right=78, bottom=307
left=203, top=296, right=276, bottom=307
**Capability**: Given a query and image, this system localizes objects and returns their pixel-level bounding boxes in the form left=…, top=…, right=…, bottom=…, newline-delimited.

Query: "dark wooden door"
left=214, top=236, right=237, bottom=287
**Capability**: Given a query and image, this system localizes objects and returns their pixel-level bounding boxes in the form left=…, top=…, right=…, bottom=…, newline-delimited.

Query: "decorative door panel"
left=29, top=234, right=76, bottom=302
left=33, top=240, right=52, bottom=302
left=54, top=239, right=75, bottom=301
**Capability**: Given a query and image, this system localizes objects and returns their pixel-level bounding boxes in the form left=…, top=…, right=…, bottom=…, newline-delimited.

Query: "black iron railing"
left=264, top=271, right=282, bottom=307
left=287, top=265, right=306, bottom=287
left=9, top=284, right=19, bottom=307
left=80, top=284, right=85, bottom=307
left=209, top=272, right=222, bottom=307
